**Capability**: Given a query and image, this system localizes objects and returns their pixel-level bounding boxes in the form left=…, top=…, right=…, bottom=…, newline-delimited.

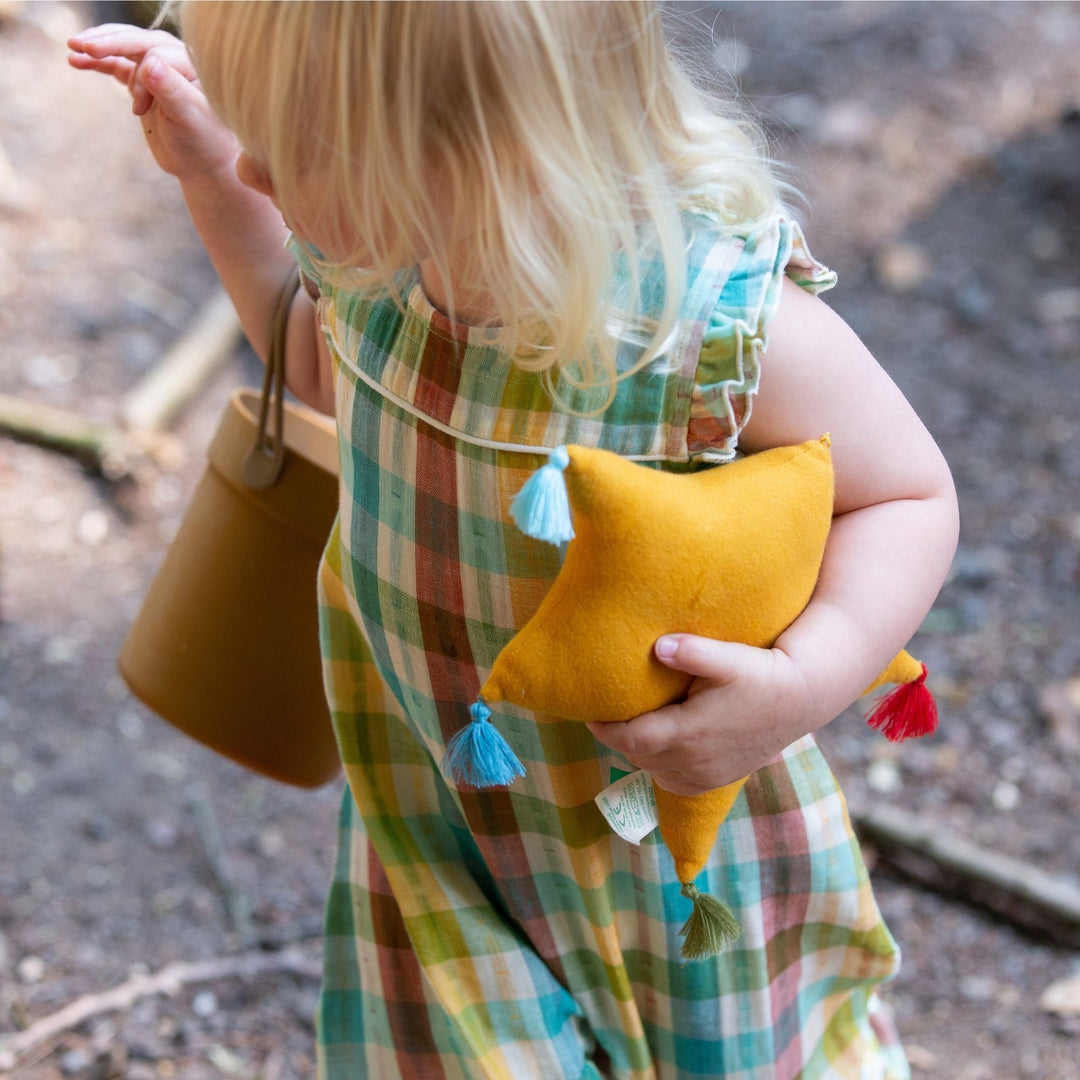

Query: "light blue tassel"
left=442, top=700, right=526, bottom=788
left=510, top=446, right=574, bottom=544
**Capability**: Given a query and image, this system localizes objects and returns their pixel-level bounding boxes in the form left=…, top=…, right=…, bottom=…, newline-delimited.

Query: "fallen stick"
left=0, top=392, right=140, bottom=479
left=122, top=287, right=241, bottom=433
left=854, top=805, right=1080, bottom=944
left=186, top=784, right=255, bottom=944
left=0, top=948, right=321, bottom=1070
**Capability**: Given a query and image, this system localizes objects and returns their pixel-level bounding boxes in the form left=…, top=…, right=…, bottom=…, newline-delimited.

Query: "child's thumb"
left=653, top=634, right=744, bottom=682
left=137, top=53, right=199, bottom=116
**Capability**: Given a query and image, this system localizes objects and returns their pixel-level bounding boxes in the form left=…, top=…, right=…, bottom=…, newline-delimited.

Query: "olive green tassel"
left=678, top=882, right=742, bottom=961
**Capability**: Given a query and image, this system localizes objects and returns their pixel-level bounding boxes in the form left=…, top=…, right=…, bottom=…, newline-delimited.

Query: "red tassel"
left=865, top=663, right=938, bottom=742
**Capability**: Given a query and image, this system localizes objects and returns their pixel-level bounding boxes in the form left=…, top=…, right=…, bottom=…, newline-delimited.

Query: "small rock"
left=257, top=826, right=285, bottom=858
left=991, top=779, right=1021, bottom=811
left=17, top=954, right=45, bottom=983
left=867, top=758, right=902, bottom=795
left=117, top=711, right=146, bottom=741
left=192, top=990, right=218, bottom=1018
left=76, top=510, right=110, bottom=546
left=60, top=1048, right=92, bottom=1076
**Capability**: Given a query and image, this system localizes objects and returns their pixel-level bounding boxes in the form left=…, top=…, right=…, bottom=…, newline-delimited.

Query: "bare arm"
left=739, top=278, right=958, bottom=722
left=68, top=26, right=333, bottom=414
left=591, top=278, right=959, bottom=794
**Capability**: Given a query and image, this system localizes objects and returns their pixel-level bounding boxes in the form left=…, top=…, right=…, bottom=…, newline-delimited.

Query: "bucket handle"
left=243, top=266, right=303, bottom=491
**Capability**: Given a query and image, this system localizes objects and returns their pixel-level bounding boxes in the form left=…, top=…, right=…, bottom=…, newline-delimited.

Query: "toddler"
left=69, top=4, right=958, bottom=1078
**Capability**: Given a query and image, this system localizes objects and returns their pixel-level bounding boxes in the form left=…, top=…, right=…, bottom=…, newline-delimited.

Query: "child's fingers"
left=587, top=708, right=682, bottom=763
left=132, top=51, right=208, bottom=126
left=68, top=25, right=178, bottom=53
left=130, top=67, right=153, bottom=117
left=68, top=27, right=195, bottom=80
left=66, top=51, right=137, bottom=86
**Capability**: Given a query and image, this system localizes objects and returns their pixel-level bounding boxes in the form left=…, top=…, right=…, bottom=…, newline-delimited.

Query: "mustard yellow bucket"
left=118, top=270, right=342, bottom=787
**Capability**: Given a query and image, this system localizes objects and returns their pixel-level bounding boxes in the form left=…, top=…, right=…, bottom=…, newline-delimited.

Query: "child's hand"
left=587, top=634, right=816, bottom=796
left=67, top=25, right=239, bottom=182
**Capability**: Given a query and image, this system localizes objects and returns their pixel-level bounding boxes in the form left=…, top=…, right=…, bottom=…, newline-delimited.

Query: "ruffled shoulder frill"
left=688, top=217, right=836, bottom=463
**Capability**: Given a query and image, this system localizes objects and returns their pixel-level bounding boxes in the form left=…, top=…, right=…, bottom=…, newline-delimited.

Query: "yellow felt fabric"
left=862, top=647, right=923, bottom=695
left=654, top=780, right=749, bottom=882
left=481, top=436, right=923, bottom=885
left=483, top=437, right=836, bottom=722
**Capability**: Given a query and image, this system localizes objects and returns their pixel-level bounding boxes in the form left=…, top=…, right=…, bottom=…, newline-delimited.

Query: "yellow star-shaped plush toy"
left=443, top=436, right=937, bottom=959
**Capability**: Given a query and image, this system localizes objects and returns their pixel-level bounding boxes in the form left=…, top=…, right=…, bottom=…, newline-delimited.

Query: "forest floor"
left=2, top=2, right=1080, bottom=1078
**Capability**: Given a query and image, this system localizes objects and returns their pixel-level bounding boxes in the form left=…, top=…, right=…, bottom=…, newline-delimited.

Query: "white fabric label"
left=595, top=770, right=659, bottom=845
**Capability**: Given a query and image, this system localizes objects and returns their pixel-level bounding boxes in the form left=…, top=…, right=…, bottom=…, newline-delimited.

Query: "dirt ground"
left=2, top=2, right=1080, bottom=1078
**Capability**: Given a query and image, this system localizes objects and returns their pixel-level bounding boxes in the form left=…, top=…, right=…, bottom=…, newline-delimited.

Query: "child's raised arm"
left=67, top=25, right=332, bottom=414
left=590, top=279, right=959, bottom=796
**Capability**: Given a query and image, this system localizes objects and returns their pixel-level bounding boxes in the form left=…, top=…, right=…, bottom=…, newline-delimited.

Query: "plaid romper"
left=292, top=215, right=910, bottom=1080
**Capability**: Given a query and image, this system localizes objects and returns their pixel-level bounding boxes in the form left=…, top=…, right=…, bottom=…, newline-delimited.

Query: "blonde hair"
left=178, top=1, right=782, bottom=410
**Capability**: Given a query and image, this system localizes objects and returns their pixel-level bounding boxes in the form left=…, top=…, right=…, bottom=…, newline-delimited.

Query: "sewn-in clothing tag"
left=595, top=770, right=659, bottom=845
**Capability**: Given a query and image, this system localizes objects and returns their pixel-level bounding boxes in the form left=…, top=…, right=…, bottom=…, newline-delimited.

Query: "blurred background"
left=2, top=2, right=1079, bottom=1077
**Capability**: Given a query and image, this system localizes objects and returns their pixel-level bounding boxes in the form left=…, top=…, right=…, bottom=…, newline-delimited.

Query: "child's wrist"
left=772, top=628, right=885, bottom=736
left=176, top=151, right=243, bottom=193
